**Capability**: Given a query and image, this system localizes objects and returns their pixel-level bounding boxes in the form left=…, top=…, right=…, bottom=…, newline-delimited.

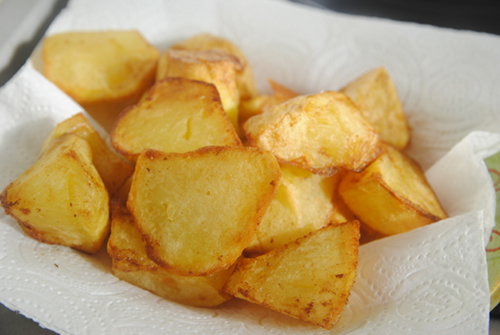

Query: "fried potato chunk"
left=42, top=31, right=160, bottom=131
left=0, top=134, right=109, bottom=254
left=339, top=143, right=448, bottom=236
left=111, top=77, right=242, bottom=161
left=224, top=221, right=360, bottom=330
left=244, top=91, right=382, bottom=175
left=108, top=202, right=234, bottom=307
left=40, top=113, right=134, bottom=196
left=245, top=164, right=347, bottom=255
left=239, top=79, right=299, bottom=124
left=157, top=49, right=242, bottom=131
left=341, top=67, right=410, bottom=150
left=127, top=146, right=281, bottom=276
left=170, top=33, right=258, bottom=100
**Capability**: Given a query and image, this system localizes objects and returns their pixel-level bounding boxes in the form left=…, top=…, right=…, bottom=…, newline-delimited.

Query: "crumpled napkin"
left=1, top=0, right=500, bottom=334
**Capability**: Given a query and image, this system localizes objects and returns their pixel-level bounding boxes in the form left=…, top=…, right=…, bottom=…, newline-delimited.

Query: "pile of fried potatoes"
left=0, top=31, right=448, bottom=330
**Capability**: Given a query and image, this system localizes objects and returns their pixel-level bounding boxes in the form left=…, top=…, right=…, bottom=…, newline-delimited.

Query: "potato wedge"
left=42, top=31, right=159, bottom=131
left=245, top=164, right=347, bottom=255
left=224, top=220, right=360, bottom=330
left=244, top=91, right=382, bottom=175
left=111, top=77, right=242, bottom=161
left=108, top=202, right=234, bottom=307
left=0, top=134, right=109, bottom=254
left=40, top=113, right=134, bottom=196
left=339, top=143, right=448, bottom=235
left=156, top=49, right=242, bottom=131
left=341, top=67, right=410, bottom=150
left=127, top=146, right=281, bottom=276
left=170, top=33, right=258, bottom=100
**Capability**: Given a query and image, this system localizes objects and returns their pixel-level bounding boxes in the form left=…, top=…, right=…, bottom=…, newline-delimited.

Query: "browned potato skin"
left=127, top=146, right=281, bottom=277
left=111, top=77, right=242, bottom=161
left=224, top=221, right=360, bottom=330
left=42, top=31, right=160, bottom=132
left=170, top=33, right=258, bottom=100
left=108, top=202, right=234, bottom=307
left=40, top=113, right=134, bottom=196
left=339, top=143, right=448, bottom=236
left=244, top=91, right=382, bottom=176
left=341, top=67, right=410, bottom=150
left=0, top=134, right=109, bottom=254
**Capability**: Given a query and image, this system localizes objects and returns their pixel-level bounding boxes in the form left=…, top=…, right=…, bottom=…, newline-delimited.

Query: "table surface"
left=0, top=0, right=499, bottom=334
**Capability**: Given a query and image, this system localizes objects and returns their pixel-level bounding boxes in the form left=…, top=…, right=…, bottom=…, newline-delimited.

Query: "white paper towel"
left=1, top=0, right=500, bottom=334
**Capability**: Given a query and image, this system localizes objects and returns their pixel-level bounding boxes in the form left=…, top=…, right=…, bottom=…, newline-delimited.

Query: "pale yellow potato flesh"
left=40, top=113, right=134, bottom=196
left=339, top=144, right=448, bottom=236
left=108, top=203, right=234, bottom=307
left=224, top=221, right=360, bottom=330
left=341, top=67, right=410, bottom=150
left=0, top=134, right=109, bottom=254
left=170, top=33, right=258, bottom=100
left=245, top=164, right=347, bottom=255
left=42, top=31, right=159, bottom=131
left=244, top=91, right=382, bottom=175
left=127, top=146, right=281, bottom=277
left=111, top=77, right=242, bottom=161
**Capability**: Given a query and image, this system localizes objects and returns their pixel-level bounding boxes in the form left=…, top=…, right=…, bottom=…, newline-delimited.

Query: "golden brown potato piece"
left=42, top=31, right=160, bottom=132
left=244, top=91, right=382, bottom=176
left=224, top=221, right=360, bottom=330
left=245, top=164, right=347, bottom=255
left=127, top=146, right=281, bottom=277
left=111, top=77, right=242, bottom=162
left=40, top=113, right=134, bottom=196
left=338, top=143, right=448, bottom=236
left=341, top=67, right=410, bottom=150
left=0, top=134, right=109, bottom=254
left=239, top=79, right=299, bottom=124
left=108, top=202, right=234, bottom=307
left=156, top=49, right=242, bottom=132
left=170, top=33, right=258, bottom=101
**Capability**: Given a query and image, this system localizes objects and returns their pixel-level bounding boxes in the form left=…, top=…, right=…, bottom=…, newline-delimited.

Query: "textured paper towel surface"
left=1, top=0, right=500, bottom=334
